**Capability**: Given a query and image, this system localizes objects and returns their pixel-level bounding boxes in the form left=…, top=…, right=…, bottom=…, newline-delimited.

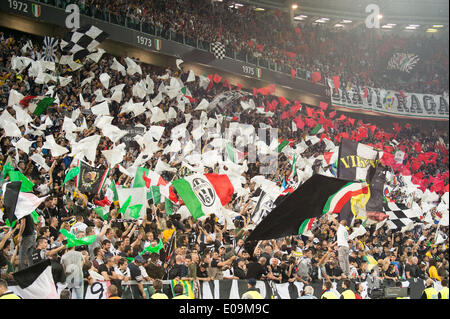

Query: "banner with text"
left=329, top=83, right=449, bottom=120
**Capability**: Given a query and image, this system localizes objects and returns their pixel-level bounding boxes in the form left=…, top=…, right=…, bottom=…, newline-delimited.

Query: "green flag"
left=31, top=211, right=40, bottom=224
left=94, top=206, right=109, bottom=221
left=310, top=123, right=323, bottom=135
left=60, top=229, right=97, bottom=248
left=1, top=162, right=14, bottom=183
left=129, top=204, right=143, bottom=219
left=5, top=218, right=17, bottom=229
left=165, top=198, right=173, bottom=215
left=118, top=195, right=132, bottom=215
left=277, top=140, right=289, bottom=153
left=139, top=239, right=164, bottom=256
left=288, top=155, right=296, bottom=179
left=151, top=186, right=161, bottom=204
left=64, top=166, right=80, bottom=184
left=8, top=170, right=34, bottom=192
left=106, top=180, right=119, bottom=202
left=133, top=167, right=149, bottom=188
left=181, top=87, right=187, bottom=95
left=33, top=97, right=55, bottom=116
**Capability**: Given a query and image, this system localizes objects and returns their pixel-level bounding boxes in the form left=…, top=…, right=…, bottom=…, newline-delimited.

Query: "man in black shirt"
left=405, top=256, right=419, bottom=279
left=17, top=214, right=36, bottom=270
left=196, top=262, right=210, bottom=280
left=233, top=258, right=247, bottom=280
left=246, top=257, right=267, bottom=280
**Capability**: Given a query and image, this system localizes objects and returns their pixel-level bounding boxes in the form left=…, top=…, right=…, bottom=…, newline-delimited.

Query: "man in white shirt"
left=70, top=216, right=88, bottom=235
left=336, top=219, right=350, bottom=278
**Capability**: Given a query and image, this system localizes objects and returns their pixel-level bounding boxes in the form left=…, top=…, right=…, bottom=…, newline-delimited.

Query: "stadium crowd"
left=0, top=19, right=448, bottom=300
left=36, top=0, right=449, bottom=95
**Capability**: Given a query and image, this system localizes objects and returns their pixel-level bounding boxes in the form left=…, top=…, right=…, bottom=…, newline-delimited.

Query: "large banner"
left=329, top=83, right=449, bottom=120
left=76, top=161, right=109, bottom=196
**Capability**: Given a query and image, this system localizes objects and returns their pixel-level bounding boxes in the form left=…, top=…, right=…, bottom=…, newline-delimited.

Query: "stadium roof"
left=226, top=0, right=449, bottom=33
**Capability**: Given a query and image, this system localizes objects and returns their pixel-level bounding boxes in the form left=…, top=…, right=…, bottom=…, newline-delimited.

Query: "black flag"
left=245, top=175, right=351, bottom=242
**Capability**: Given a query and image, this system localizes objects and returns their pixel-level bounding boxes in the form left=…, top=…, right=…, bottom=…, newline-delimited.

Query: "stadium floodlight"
left=234, top=3, right=244, bottom=6
left=405, top=26, right=417, bottom=29
left=254, top=7, right=265, bottom=11
left=386, top=23, right=397, bottom=26
left=341, top=19, right=352, bottom=23
left=294, top=15, right=307, bottom=20
left=408, top=24, right=420, bottom=27
left=426, top=28, right=438, bottom=32
left=433, top=25, right=444, bottom=28
left=334, top=24, right=344, bottom=27
left=315, top=19, right=327, bottom=23
left=378, top=14, right=383, bottom=19
left=381, top=25, right=393, bottom=29
left=291, top=4, right=298, bottom=10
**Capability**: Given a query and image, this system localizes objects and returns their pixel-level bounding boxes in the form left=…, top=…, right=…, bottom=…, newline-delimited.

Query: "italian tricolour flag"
left=19, top=96, right=55, bottom=116
left=172, top=174, right=234, bottom=220
left=322, top=181, right=369, bottom=215
left=298, top=181, right=369, bottom=235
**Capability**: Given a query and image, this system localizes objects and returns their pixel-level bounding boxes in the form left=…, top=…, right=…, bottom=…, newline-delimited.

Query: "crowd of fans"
left=36, top=0, right=449, bottom=95
left=0, top=22, right=448, bottom=300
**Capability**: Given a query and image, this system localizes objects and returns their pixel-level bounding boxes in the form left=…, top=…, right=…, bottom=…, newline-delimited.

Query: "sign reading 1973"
left=136, top=34, right=162, bottom=51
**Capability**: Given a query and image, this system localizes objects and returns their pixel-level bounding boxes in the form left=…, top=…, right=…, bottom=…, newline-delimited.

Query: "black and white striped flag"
left=250, top=191, right=275, bottom=225
left=42, top=36, right=58, bottom=62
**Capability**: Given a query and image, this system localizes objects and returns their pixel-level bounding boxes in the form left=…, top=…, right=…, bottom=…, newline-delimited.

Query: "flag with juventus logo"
left=42, top=36, right=58, bottom=62
left=172, top=174, right=234, bottom=220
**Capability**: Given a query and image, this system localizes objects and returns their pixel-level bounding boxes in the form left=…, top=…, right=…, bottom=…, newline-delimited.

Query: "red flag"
left=324, top=152, right=334, bottom=165
left=398, top=90, right=407, bottom=99
left=319, top=101, right=328, bottom=111
left=253, top=88, right=258, bottom=96
left=213, top=73, right=222, bottom=84
left=306, top=106, right=315, bottom=118
left=332, top=76, right=340, bottom=91
left=222, top=79, right=231, bottom=90
left=19, top=95, right=38, bottom=107
left=269, top=99, right=279, bottom=111
left=184, top=95, right=196, bottom=103
left=267, top=84, right=276, bottom=94
left=305, top=118, right=317, bottom=128
left=347, top=118, right=355, bottom=126
left=237, top=83, right=242, bottom=91
left=311, top=72, right=321, bottom=83
left=278, top=96, right=290, bottom=107
left=393, top=122, right=401, bottom=134
left=281, top=111, right=290, bottom=119
left=142, top=172, right=152, bottom=188
left=294, top=115, right=305, bottom=130
left=329, top=111, right=336, bottom=118
left=363, top=87, right=368, bottom=99
left=291, top=68, right=296, bottom=79
left=207, top=74, right=214, bottom=90
left=337, top=114, right=347, bottom=121
left=285, top=51, right=296, bottom=59
left=256, top=44, right=264, bottom=52
left=248, top=40, right=254, bottom=47
left=289, top=104, right=301, bottom=117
